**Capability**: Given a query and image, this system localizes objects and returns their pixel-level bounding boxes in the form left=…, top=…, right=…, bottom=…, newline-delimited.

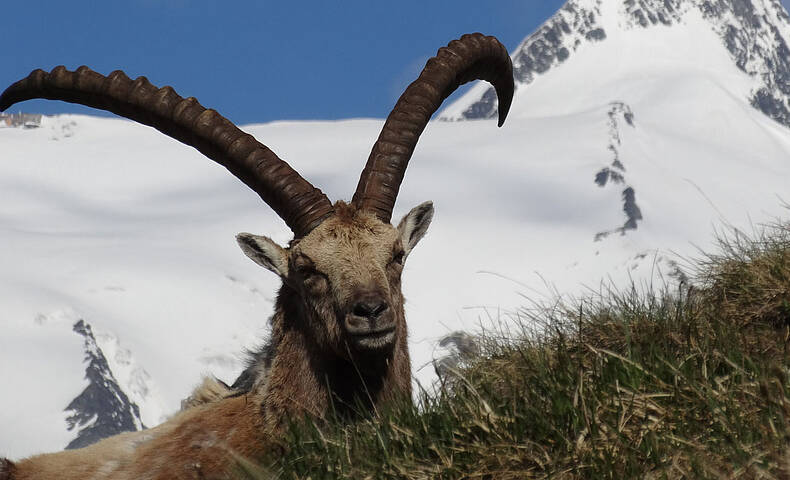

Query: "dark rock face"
left=623, top=0, right=686, bottom=26
left=65, top=320, right=144, bottom=450
left=460, top=88, right=501, bottom=123
left=697, top=0, right=790, bottom=126
left=706, top=0, right=790, bottom=126
left=622, top=187, right=644, bottom=229
left=453, top=0, right=790, bottom=128
left=595, top=102, right=644, bottom=240
left=595, top=167, right=625, bottom=186
left=752, top=88, right=790, bottom=125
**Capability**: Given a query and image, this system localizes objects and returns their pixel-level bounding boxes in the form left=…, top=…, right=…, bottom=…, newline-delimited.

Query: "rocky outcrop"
left=65, top=320, right=145, bottom=450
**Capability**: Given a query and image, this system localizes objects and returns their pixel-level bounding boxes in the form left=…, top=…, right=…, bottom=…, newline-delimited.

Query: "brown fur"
left=7, top=201, right=430, bottom=479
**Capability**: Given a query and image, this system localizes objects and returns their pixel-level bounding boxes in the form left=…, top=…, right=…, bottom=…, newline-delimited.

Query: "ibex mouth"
left=344, top=296, right=396, bottom=350
left=349, top=326, right=396, bottom=350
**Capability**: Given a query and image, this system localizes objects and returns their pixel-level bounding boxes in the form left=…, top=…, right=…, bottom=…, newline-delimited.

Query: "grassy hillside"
left=249, top=222, right=790, bottom=479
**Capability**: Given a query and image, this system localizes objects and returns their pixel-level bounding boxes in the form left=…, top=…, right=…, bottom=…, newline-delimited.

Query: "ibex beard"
left=0, top=32, right=513, bottom=479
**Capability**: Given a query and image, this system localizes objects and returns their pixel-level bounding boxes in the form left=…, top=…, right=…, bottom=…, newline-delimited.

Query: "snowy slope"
left=4, top=0, right=790, bottom=460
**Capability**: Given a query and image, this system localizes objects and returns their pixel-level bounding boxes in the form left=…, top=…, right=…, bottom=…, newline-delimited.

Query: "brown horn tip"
left=497, top=85, right=513, bottom=127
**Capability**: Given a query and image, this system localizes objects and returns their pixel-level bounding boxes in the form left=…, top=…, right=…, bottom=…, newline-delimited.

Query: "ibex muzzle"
left=348, top=290, right=393, bottom=344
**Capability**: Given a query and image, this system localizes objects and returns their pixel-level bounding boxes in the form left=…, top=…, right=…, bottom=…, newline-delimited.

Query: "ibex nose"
left=346, top=292, right=395, bottom=349
left=352, top=296, right=389, bottom=320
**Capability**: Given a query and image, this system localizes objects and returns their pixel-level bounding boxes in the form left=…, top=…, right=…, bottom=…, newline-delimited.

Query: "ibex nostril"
left=372, top=302, right=388, bottom=316
left=352, top=299, right=389, bottom=319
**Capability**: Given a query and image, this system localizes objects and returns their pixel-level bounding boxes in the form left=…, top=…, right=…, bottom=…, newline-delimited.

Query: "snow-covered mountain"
left=441, top=0, right=790, bottom=247
left=442, top=0, right=790, bottom=127
left=4, top=0, right=790, bottom=460
left=2, top=307, right=163, bottom=454
left=65, top=319, right=145, bottom=450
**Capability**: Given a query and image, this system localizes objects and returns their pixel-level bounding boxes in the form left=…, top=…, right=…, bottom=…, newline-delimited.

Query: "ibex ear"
left=236, top=233, right=289, bottom=277
left=397, top=201, right=434, bottom=257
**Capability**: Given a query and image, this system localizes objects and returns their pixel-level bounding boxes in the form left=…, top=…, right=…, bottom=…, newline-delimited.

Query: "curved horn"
left=0, top=66, right=333, bottom=236
left=352, top=33, right=514, bottom=224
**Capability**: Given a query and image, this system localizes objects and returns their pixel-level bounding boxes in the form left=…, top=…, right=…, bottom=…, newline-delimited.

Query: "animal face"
left=237, top=201, right=433, bottom=356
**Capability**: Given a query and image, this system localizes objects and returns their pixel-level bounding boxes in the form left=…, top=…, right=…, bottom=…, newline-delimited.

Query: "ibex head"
left=237, top=200, right=434, bottom=356
left=0, top=32, right=513, bottom=374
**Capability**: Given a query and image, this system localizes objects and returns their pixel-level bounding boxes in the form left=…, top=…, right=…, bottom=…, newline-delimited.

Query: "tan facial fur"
left=288, top=203, right=405, bottom=354
left=237, top=200, right=432, bottom=359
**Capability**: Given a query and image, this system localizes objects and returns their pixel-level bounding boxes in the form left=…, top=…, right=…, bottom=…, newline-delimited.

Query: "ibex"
left=0, top=33, right=513, bottom=479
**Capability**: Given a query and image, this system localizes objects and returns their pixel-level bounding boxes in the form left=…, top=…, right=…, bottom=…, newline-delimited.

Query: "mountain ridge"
left=442, top=0, right=790, bottom=128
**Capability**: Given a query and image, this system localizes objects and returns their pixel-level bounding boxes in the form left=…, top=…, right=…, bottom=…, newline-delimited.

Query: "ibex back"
left=0, top=33, right=514, bottom=479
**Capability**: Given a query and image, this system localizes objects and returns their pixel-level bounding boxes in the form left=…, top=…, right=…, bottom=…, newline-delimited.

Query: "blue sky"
left=0, top=1, right=564, bottom=124
left=3, top=1, right=789, bottom=124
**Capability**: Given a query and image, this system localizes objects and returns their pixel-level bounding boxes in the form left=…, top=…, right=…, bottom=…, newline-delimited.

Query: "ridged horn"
left=352, top=33, right=514, bottom=224
left=0, top=66, right=333, bottom=236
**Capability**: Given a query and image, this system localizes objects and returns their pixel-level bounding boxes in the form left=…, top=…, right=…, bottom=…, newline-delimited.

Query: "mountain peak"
left=441, top=0, right=790, bottom=127
left=65, top=319, right=145, bottom=450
